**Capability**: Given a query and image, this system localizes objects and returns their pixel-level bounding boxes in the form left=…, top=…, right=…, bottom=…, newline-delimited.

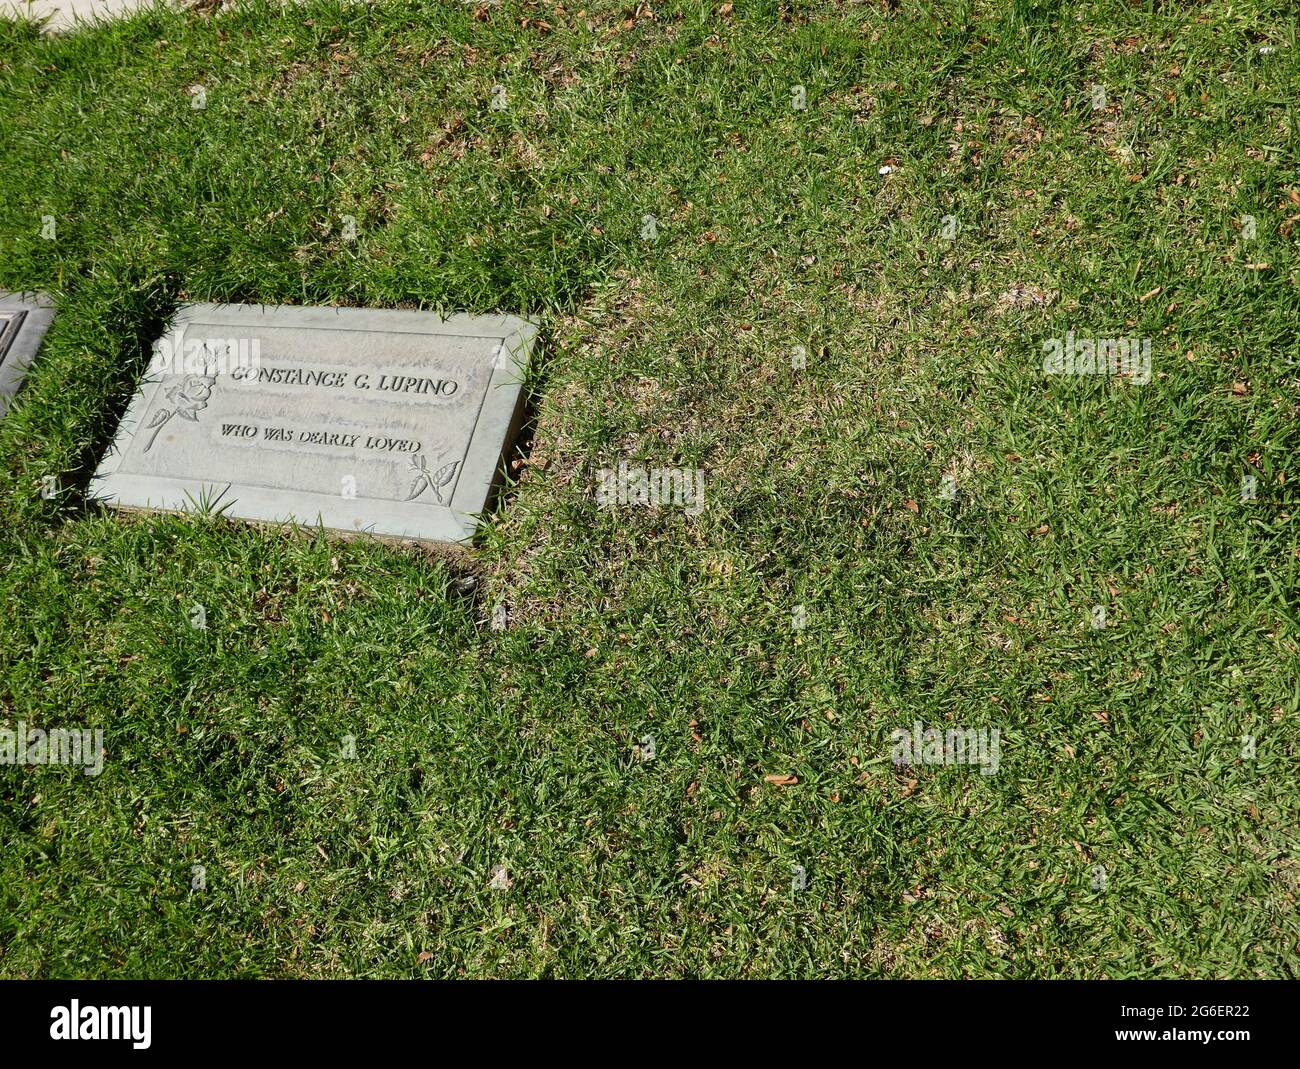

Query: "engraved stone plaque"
left=0, top=292, right=55, bottom=419
left=0, top=311, right=26, bottom=356
left=90, top=303, right=537, bottom=543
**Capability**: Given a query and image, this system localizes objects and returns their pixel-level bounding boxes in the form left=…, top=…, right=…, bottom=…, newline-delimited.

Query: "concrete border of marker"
left=0, top=1, right=170, bottom=35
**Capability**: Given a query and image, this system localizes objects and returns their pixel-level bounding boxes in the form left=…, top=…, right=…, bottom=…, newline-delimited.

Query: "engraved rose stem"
left=144, top=409, right=174, bottom=453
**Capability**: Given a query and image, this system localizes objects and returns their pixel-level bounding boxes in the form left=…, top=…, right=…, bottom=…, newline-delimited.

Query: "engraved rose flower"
left=143, top=368, right=217, bottom=454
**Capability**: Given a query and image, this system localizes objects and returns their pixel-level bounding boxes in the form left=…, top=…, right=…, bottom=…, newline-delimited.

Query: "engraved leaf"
left=146, top=409, right=172, bottom=428
left=429, top=461, right=459, bottom=488
left=405, top=474, right=431, bottom=501
left=427, top=461, right=460, bottom=503
left=175, top=407, right=200, bottom=422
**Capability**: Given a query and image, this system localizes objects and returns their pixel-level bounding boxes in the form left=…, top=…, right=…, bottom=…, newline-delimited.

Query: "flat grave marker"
left=0, top=291, right=55, bottom=420
left=90, top=303, right=537, bottom=544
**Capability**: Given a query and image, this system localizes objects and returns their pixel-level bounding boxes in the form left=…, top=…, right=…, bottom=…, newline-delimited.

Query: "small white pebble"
left=878, top=165, right=893, bottom=175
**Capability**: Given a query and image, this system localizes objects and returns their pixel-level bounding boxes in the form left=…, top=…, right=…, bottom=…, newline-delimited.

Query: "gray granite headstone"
left=90, top=303, right=537, bottom=543
left=0, top=292, right=55, bottom=419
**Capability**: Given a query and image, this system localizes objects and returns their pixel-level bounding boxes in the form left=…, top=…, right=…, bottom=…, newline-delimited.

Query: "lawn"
left=0, top=0, right=1296, bottom=978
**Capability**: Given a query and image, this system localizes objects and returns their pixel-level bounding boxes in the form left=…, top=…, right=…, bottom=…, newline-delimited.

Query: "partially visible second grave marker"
left=90, top=303, right=537, bottom=543
left=0, top=291, right=55, bottom=420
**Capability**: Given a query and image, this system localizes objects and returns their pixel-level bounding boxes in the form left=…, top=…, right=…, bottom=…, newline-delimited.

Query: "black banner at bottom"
left=1, top=979, right=1288, bottom=1056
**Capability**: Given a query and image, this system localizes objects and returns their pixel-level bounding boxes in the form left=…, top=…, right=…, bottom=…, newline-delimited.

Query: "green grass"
left=0, top=0, right=1297, bottom=977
